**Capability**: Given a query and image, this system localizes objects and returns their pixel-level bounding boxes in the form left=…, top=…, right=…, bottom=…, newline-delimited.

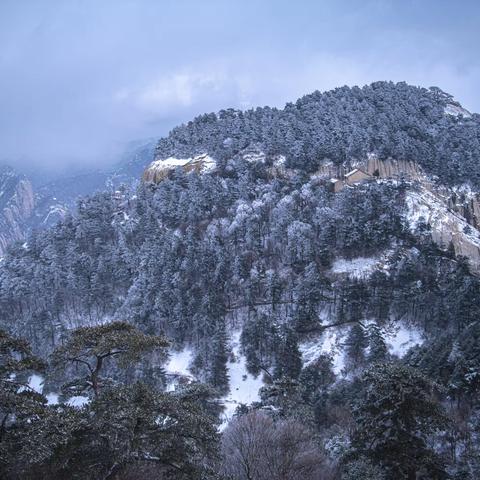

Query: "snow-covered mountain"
left=3, top=82, right=480, bottom=479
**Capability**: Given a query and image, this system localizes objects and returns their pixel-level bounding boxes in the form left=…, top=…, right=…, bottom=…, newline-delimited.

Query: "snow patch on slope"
left=221, top=331, right=264, bottom=426
left=385, top=322, right=423, bottom=357
left=445, top=103, right=472, bottom=118
left=67, top=396, right=89, bottom=407
left=28, top=374, right=44, bottom=393
left=300, top=328, right=346, bottom=375
left=331, top=256, right=379, bottom=279
left=26, top=375, right=62, bottom=406
left=165, top=347, right=194, bottom=392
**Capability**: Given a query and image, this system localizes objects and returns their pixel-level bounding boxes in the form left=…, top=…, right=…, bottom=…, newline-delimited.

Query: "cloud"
left=0, top=0, right=478, bottom=171
left=119, top=71, right=228, bottom=111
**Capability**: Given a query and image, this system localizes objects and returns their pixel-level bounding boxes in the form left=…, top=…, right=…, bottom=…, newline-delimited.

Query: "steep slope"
left=0, top=166, right=35, bottom=254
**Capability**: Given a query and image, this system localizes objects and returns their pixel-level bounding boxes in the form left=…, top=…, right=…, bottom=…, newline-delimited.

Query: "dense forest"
left=2, top=83, right=480, bottom=479
left=157, top=82, right=480, bottom=187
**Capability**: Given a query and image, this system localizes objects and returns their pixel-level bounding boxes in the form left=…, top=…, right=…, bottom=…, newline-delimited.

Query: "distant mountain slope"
left=0, top=139, right=156, bottom=254
left=0, top=166, right=35, bottom=253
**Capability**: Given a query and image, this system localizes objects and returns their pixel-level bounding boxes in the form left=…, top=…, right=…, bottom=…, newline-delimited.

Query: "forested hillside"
left=1, top=83, right=480, bottom=479
left=156, top=81, right=479, bottom=186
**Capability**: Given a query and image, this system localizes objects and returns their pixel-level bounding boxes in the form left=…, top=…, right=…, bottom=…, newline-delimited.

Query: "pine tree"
left=349, top=363, right=448, bottom=479
left=274, top=326, right=302, bottom=380
left=345, top=323, right=368, bottom=369
left=208, top=319, right=230, bottom=394
left=51, top=321, right=169, bottom=397
left=367, top=323, right=389, bottom=364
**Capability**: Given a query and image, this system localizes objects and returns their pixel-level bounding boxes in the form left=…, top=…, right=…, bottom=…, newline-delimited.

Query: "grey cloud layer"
left=0, top=0, right=479, bottom=169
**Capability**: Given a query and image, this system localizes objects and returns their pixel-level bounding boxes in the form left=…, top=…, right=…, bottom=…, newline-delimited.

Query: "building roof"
left=345, top=168, right=370, bottom=178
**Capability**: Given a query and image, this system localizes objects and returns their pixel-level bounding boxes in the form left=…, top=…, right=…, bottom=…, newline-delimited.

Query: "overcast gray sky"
left=0, top=0, right=479, bottom=171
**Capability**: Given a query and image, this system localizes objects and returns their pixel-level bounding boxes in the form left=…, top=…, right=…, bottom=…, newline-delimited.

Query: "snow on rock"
left=143, top=153, right=216, bottom=182
left=445, top=103, right=472, bottom=118
left=331, top=256, right=379, bottom=279
left=385, top=322, right=423, bottom=357
left=405, top=187, right=480, bottom=273
left=221, top=331, right=264, bottom=427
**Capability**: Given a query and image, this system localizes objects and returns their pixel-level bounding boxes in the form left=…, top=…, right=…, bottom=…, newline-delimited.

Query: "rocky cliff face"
left=0, top=167, right=35, bottom=254
left=143, top=153, right=216, bottom=183
left=317, top=154, right=480, bottom=274
left=406, top=187, right=480, bottom=272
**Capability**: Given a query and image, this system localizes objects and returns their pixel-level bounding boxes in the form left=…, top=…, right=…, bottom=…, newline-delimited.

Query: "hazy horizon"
left=1, top=0, right=479, bottom=172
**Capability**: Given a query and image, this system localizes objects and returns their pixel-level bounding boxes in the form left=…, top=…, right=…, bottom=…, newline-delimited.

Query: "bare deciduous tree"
left=221, top=410, right=328, bottom=480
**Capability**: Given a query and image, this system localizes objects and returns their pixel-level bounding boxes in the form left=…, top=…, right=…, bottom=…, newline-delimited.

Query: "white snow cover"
left=273, top=155, right=286, bottom=167
left=165, top=347, right=194, bottom=391
left=149, top=153, right=216, bottom=173
left=46, top=393, right=59, bottom=405
left=405, top=190, right=433, bottom=231
left=166, top=348, right=193, bottom=376
left=43, top=205, right=68, bottom=224
left=300, top=327, right=346, bottom=375
left=406, top=188, right=480, bottom=248
left=28, top=374, right=44, bottom=393
left=331, top=256, right=379, bottom=279
left=196, top=154, right=216, bottom=172
left=67, top=396, right=89, bottom=407
left=445, top=103, right=472, bottom=118
left=221, top=331, right=264, bottom=426
left=26, top=375, right=61, bottom=405
left=385, top=322, right=423, bottom=357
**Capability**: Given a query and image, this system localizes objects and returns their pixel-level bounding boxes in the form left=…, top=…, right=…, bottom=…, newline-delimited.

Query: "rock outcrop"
left=314, top=154, right=480, bottom=274
left=406, top=188, right=480, bottom=272
left=143, top=153, right=216, bottom=183
left=0, top=167, right=35, bottom=254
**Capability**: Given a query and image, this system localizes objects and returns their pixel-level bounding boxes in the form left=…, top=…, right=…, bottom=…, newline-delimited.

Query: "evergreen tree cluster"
left=156, top=82, right=480, bottom=187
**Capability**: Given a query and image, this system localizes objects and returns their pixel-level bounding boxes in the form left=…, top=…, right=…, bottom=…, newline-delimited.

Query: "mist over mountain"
left=0, top=139, right=156, bottom=255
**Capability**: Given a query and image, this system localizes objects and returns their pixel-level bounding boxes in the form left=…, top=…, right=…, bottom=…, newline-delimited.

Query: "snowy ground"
left=299, top=319, right=424, bottom=380
left=221, top=331, right=264, bottom=427
left=384, top=322, right=423, bottom=357
left=27, top=374, right=62, bottom=406
left=164, top=347, right=194, bottom=391
left=165, top=338, right=265, bottom=429
left=331, top=256, right=379, bottom=279
left=300, top=328, right=347, bottom=375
